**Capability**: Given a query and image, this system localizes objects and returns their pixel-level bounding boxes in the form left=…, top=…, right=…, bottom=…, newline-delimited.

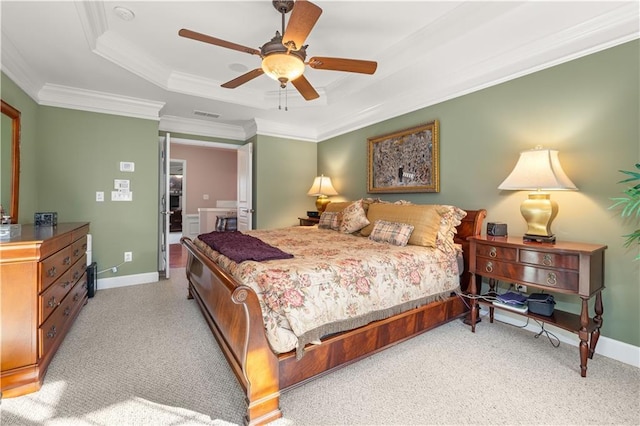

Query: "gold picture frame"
left=367, top=120, right=439, bottom=193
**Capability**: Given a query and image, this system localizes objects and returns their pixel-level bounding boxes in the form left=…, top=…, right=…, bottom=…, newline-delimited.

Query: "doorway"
left=159, top=137, right=250, bottom=272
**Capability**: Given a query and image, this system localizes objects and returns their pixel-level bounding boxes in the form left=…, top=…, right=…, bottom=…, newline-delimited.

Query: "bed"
left=181, top=201, right=486, bottom=425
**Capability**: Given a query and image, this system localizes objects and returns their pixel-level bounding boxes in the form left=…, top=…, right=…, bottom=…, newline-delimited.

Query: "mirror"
left=1, top=100, right=20, bottom=224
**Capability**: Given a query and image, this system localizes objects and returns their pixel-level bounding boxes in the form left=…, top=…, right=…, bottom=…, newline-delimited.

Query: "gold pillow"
left=324, top=201, right=353, bottom=213
left=360, top=203, right=445, bottom=247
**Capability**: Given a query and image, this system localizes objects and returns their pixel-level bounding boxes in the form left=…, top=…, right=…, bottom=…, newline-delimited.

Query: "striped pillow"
left=318, top=211, right=341, bottom=230
left=368, top=220, right=415, bottom=246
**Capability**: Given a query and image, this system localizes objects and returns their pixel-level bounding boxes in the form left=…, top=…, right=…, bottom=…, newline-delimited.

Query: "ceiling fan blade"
left=308, top=57, right=377, bottom=75
left=179, top=29, right=261, bottom=56
left=291, top=75, right=319, bottom=100
left=221, top=69, right=265, bottom=89
left=282, top=0, right=322, bottom=51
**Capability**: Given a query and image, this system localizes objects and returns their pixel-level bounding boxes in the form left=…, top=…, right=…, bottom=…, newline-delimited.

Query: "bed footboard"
left=181, top=237, right=281, bottom=425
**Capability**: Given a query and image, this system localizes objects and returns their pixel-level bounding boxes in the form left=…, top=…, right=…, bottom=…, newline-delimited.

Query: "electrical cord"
left=97, top=261, right=125, bottom=275
left=456, top=284, right=561, bottom=348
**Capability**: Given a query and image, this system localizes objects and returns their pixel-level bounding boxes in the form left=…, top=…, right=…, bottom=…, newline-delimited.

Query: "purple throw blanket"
left=197, top=231, right=294, bottom=263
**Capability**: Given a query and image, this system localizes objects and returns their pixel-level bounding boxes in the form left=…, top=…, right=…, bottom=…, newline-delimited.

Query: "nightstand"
left=468, top=236, right=607, bottom=377
left=298, top=217, right=320, bottom=226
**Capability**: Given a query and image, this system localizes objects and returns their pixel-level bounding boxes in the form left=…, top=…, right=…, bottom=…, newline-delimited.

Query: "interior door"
left=158, top=133, right=171, bottom=279
left=237, top=142, right=253, bottom=231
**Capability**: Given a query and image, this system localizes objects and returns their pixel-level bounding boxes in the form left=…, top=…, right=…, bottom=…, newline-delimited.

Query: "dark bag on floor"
left=527, top=293, right=555, bottom=316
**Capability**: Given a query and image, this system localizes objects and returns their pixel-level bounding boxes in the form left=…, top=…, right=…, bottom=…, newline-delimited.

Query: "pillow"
left=360, top=203, right=444, bottom=247
left=436, top=206, right=467, bottom=254
left=325, top=198, right=380, bottom=215
left=339, top=199, right=370, bottom=233
left=318, top=211, right=341, bottom=231
left=368, top=220, right=414, bottom=246
left=324, top=201, right=353, bottom=213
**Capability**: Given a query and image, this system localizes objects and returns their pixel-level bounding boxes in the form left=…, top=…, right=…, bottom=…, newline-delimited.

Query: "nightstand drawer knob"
left=485, top=261, right=493, bottom=273
left=547, top=272, right=557, bottom=286
left=489, top=247, right=497, bottom=258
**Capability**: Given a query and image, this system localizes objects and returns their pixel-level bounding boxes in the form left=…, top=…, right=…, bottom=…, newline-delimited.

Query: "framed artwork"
left=367, top=120, right=439, bottom=193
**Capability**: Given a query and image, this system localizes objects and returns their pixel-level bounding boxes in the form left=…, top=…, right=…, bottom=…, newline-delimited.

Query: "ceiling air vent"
left=193, top=110, right=221, bottom=119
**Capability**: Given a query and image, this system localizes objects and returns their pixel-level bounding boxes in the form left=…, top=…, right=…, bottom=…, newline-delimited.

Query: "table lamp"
left=307, top=175, right=338, bottom=213
left=498, top=146, right=577, bottom=243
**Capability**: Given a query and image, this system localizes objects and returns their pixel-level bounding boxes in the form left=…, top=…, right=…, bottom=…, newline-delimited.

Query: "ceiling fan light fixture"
left=261, top=53, right=305, bottom=87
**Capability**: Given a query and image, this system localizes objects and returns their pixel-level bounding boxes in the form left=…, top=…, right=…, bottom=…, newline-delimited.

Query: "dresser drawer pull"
left=73, top=248, right=80, bottom=257
left=543, top=254, right=553, bottom=266
left=489, top=247, right=497, bottom=258
left=73, top=271, right=80, bottom=280
left=73, top=293, right=80, bottom=302
left=47, top=266, right=57, bottom=277
left=63, top=256, right=71, bottom=265
left=546, top=272, right=557, bottom=286
left=485, top=261, right=493, bottom=273
left=64, top=306, right=71, bottom=316
left=48, top=296, right=59, bottom=308
left=61, top=280, right=71, bottom=288
left=47, top=326, right=57, bottom=339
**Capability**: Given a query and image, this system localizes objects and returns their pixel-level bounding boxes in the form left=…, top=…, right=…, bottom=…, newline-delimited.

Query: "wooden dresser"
left=1, top=223, right=89, bottom=397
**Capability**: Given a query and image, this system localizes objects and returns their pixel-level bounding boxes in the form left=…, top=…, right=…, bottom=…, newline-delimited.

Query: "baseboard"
left=97, top=272, right=159, bottom=291
left=481, top=307, right=639, bottom=369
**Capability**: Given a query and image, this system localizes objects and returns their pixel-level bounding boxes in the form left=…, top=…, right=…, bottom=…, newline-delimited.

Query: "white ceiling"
left=2, top=1, right=638, bottom=142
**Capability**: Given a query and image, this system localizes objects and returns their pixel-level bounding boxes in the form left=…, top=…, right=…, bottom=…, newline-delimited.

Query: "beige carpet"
left=2, top=269, right=638, bottom=425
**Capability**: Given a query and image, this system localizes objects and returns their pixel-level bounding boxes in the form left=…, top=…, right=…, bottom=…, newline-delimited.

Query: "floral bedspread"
left=194, top=226, right=462, bottom=356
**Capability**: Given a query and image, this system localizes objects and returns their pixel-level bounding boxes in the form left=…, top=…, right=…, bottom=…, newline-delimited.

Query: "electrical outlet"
left=124, top=251, right=133, bottom=262
left=515, top=284, right=527, bottom=293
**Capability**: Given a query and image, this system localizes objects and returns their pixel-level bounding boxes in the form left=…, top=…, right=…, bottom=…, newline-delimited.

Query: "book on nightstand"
left=496, top=291, right=528, bottom=305
left=493, top=300, right=528, bottom=313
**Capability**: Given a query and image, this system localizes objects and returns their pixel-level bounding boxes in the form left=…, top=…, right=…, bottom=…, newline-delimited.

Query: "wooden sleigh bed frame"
left=181, top=208, right=486, bottom=425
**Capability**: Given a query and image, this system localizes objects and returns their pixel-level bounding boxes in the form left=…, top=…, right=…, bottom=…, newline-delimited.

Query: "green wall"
left=318, top=40, right=640, bottom=347
left=35, top=107, right=159, bottom=277
left=254, top=134, right=317, bottom=229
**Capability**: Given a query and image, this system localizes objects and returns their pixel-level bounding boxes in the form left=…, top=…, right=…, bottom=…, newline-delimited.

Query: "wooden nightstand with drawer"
left=298, top=217, right=320, bottom=226
left=468, top=236, right=607, bottom=377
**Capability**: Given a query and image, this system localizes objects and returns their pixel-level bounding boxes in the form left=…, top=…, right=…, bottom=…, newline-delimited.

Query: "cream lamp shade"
left=307, top=175, right=338, bottom=212
left=498, top=146, right=577, bottom=243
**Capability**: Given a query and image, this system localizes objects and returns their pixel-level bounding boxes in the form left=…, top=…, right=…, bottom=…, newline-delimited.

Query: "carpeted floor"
left=2, top=269, right=638, bottom=425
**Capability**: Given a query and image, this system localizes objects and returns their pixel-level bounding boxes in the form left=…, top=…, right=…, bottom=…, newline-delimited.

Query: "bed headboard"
left=455, top=209, right=487, bottom=292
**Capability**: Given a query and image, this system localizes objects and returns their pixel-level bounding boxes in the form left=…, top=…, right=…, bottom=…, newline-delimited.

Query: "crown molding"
left=0, top=33, right=43, bottom=101
left=159, top=115, right=247, bottom=141
left=316, top=2, right=640, bottom=142
left=74, top=0, right=108, bottom=50
left=254, top=118, right=319, bottom=142
left=38, top=84, right=164, bottom=120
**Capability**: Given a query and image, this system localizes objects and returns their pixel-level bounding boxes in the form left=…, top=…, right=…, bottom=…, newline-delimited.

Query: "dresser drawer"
left=520, top=249, right=579, bottom=270
left=39, top=275, right=87, bottom=359
left=39, top=247, right=73, bottom=292
left=71, top=235, right=87, bottom=263
left=39, top=268, right=76, bottom=323
left=69, top=254, right=87, bottom=285
left=476, top=258, right=578, bottom=292
left=475, top=243, right=517, bottom=261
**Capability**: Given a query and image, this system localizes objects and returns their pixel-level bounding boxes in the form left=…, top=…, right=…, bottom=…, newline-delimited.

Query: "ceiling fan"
left=178, top=0, right=377, bottom=101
